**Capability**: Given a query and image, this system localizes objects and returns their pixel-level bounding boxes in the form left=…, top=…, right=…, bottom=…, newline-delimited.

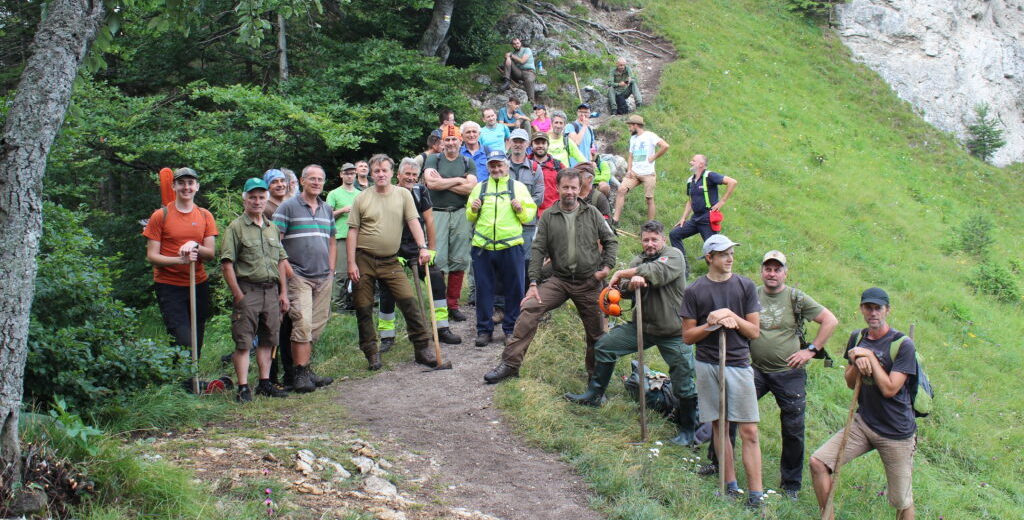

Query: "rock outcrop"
left=836, top=0, right=1024, bottom=165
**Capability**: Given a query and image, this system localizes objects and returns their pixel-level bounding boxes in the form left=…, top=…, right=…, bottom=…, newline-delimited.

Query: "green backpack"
left=846, top=328, right=934, bottom=417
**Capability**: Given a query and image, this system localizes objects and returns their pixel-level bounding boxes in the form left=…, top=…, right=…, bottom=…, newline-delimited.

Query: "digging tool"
left=189, top=260, right=200, bottom=395
left=615, top=228, right=639, bottom=239
left=573, top=71, right=583, bottom=103
left=702, top=323, right=728, bottom=496
left=415, top=262, right=451, bottom=370
left=633, top=287, right=648, bottom=441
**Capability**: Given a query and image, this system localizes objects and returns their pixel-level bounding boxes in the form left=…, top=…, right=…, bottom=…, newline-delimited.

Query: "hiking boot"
left=745, top=492, right=765, bottom=509
left=449, top=308, right=468, bottom=322
left=414, top=344, right=452, bottom=369
left=236, top=385, right=252, bottom=403
left=308, top=366, right=334, bottom=388
left=380, top=337, right=395, bottom=353
left=367, top=352, right=382, bottom=371
left=668, top=396, right=699, bottom=447
left=292, top=365, right=316, bottom=393
left=564, top=362, right=615, bottom=407
left=499, top=79, right=511, bottom=91
left=492, top=308, right=504, bottom=324
left=784, top=488, right=799, bottom=501
left=484, top=363, right=519, bottom=384
left=438, top=327, right=462, bottom=344
left=474, top=332, right=493, bottom=347
left=696, top=463, right=719, bottom=477
left=282, top=366, right=296, bottom=390
left=255, top=380, right=289, bottom=398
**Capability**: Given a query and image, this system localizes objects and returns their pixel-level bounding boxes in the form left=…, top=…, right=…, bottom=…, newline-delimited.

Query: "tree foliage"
left=965, top=103, right=1006, bottom=163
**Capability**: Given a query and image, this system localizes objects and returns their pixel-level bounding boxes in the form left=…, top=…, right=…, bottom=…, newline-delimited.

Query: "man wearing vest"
left=376, top=158, right=462, bottom=349
left=423, top=124, right=478, bottom=322
left=485, top=167, right=618, bottom=384
left=348, top=155, right=447, bottom=370
left=810, top=287, right=918, bottom=520
left=701, top=251, right=839, bottom=500
left=220, top=178, right=290, bottom=402
left=670, top=154, right=738, bottom=268
left=466, top=150, right=537, bottom=347
left=527, top=132, right=565, bottom=214
left=564, top=220, right=697, bottom=448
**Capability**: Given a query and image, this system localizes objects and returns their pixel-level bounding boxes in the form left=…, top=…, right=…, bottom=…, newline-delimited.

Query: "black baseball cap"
left=860, top=287, right=889, bottom=306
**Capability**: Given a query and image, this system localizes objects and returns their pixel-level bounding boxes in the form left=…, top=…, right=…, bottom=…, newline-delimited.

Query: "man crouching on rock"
left=347, top=154, right=449, bottom=370
left=564, top=221, right=698, bottom=447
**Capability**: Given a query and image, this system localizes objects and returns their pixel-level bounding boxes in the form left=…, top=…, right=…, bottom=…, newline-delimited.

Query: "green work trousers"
left=594, top=321, right=696, bottom=400
left=432, top=208, right=472, bottom=273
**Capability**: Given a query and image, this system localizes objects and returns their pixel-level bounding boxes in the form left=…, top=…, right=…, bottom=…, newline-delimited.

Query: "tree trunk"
left=277, top=12, right=289, bottom=81
left=418, top=0, right=456, bottom=62
left=0, top=0, right=105, bottom=480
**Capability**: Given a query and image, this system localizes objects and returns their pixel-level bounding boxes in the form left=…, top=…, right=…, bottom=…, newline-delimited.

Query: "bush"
left=967, top=260, right=1021, bottom=304
left=944, top=214, right=995, bottom=258
left=26, top=203, right=187, bottom=416
left=784, top=0, right=842, bottom=18
left=966, top=103, right=1006, bottom=162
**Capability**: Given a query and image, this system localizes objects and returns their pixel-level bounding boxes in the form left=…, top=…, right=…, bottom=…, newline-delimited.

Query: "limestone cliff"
left=836, top=0, right=1024, bottom=165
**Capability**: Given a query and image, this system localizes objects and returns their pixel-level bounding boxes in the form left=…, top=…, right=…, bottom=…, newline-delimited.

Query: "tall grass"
left=496, top=0, right=1024, bottom=518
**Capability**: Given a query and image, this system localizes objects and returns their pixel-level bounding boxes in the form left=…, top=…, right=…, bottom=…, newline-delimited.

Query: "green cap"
left=243, top=177, right=269, bottom=193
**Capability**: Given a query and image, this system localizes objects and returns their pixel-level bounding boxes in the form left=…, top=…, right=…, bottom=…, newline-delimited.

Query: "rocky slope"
left=836, top=0, right=1024, bottom=166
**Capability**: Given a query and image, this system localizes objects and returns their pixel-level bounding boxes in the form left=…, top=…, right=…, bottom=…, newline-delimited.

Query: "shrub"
left=944, top=214, right=995, bottom=258
left=967, top=260, right=1021, bottom=304
left=965, top=103, right=1006, bottom=162
left=26, top=203, right=187, bottom=416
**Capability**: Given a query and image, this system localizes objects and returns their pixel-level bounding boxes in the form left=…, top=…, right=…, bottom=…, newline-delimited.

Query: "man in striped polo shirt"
left=273, top=164, right=337, bottom=393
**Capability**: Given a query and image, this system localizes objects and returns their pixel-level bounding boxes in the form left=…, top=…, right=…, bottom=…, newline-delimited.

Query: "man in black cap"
left=810, top=287, right=919, bottom=520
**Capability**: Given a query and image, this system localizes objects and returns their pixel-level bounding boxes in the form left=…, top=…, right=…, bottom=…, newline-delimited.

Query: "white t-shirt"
left=629, top=131, right=661, bottom=176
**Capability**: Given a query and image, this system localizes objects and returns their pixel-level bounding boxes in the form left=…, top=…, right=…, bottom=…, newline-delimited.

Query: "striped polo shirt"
left=272, top=195, right=335, bottom=279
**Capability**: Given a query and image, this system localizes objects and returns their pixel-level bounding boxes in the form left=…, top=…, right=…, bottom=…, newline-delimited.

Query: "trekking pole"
left=189, top=260, right=200, bottom=395
left=634, top=287, right=647, bottom=442
left=822, top=377, right=861, bottom=520
left=416, top=263, right=447, bottom=370
left=573, top=71, right=583, bottom=104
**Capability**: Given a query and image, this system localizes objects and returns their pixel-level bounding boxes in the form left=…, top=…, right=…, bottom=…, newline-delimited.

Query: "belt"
left=357, top=249, right=398, bottom=261
left=555, top=273, right=595, bottom=283
left=239, top=280, right=278, bottom=289
left=432, top=206, right=463, bottom=212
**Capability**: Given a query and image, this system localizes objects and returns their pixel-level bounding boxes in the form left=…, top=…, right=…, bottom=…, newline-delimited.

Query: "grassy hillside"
left=496, top=0, right=1024, bottom=518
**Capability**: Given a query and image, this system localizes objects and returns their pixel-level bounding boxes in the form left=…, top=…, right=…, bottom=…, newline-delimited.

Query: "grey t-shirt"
left=679, top=274, right=762, bottom=367
left=846, top=328, right=917, bottom=439
left=273, top=196, right=335, bottom=279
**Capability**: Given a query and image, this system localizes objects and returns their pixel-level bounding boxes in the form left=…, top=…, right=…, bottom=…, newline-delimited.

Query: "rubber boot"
left=668, top=395, right=699, bottom=446
left=564, top=362, right=615, bottom=407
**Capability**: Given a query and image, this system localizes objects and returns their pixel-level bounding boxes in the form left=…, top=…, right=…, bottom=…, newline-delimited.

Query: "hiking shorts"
left=621, top=171, right=657, bottom=198
left=287, top=274, right=332, bottom=344
left=230, top=280, right=281, bottom=351
left=812, top=414, right=916, bottom=510
left=696, top=361, right=759, bottom=423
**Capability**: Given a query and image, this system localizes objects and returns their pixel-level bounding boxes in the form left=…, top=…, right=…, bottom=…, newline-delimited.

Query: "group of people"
left=143, top=82, right=920, bottom=518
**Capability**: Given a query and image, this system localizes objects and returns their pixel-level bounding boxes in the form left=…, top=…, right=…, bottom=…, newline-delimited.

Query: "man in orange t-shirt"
left=143, top=167, right=219, bottom=361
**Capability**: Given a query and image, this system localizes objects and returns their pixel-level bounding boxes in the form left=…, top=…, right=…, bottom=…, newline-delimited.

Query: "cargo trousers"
left=352, top=250, right=431, bottom=358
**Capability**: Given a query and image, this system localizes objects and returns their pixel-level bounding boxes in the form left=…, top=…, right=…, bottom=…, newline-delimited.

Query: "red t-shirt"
left=142, top=204, right=219, bottom=286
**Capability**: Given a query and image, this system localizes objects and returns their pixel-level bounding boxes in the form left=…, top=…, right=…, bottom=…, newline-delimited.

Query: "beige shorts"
left=812, top=414, right=916, bottom=510
left=287, top=274, right=333, bottom=343
left=620, top=171, right=657, bottom=198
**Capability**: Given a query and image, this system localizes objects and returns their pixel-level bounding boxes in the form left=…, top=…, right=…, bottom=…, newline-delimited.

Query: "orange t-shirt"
left=142, top=204, right=219, bottom=286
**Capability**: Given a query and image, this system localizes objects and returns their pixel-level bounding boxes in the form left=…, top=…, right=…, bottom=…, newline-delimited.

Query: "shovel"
left=634, top=287, right=648, bottom=442
left=704, top=323, right=728, bottom=495
left=413, top=262, right=451, bottom=371
left=189, top=260, right=200, bottom=395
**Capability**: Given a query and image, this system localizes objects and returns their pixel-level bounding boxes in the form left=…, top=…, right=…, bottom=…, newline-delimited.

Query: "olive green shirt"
left=750, top=286, right=825, bottom=372
left=220, top=213, right=288, bottom=283
left=629, top=245, right=686, bottom=338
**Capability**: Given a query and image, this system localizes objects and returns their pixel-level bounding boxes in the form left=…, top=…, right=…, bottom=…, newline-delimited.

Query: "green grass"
left=495, top=0, right=1024, bottom=518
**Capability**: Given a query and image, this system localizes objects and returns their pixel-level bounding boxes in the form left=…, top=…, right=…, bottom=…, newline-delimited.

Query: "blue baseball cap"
left=486, top=150, right=508, bottom=163
left=243, top=178, right=269, bottom=193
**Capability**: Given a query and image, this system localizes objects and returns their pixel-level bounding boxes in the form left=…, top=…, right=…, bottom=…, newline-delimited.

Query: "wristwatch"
left=529, top=280, right=538, bottom=286
left=418, top=244, right=428, bottom=250
left=805, top=343, right=818, bottom=352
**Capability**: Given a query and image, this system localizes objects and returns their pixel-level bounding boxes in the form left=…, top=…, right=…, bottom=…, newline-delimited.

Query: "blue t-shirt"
left=498, top=107, right=525, bottom=127
left=686, top=171, right=726, bottom=217
left=461, top=144, right=491, bottom=183
left=513, top=47, right=535, bottom=70
left=480, top=125, right=509, bottom=153
left=565, top=121, right=595, bottom=161
left=845, top=328, right=918, bottom=439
